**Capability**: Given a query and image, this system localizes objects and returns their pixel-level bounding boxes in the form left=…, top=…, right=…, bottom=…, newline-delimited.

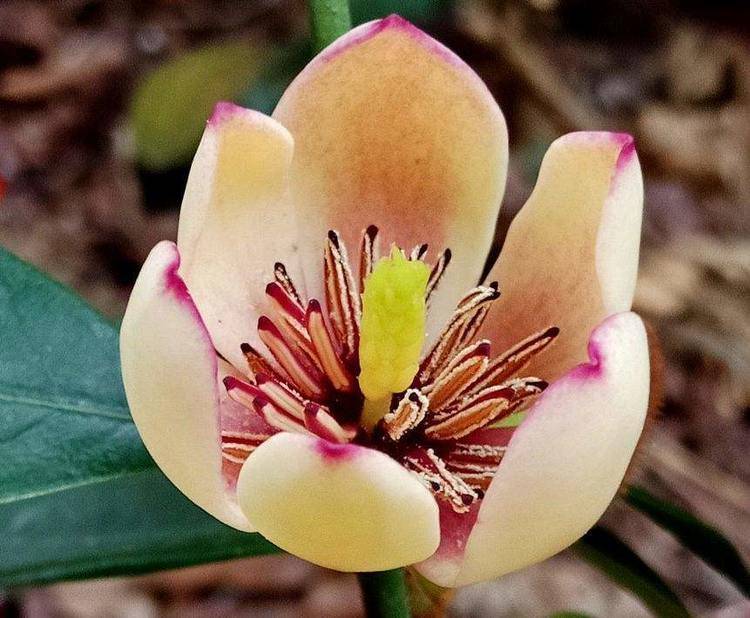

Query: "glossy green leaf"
left=0, top=248, right=280, bottom=586
left=131, top=41, right=262, bottom=171
left=574, top=526, right=689, bottom=618
left=0, top=247, right=152, bottom=507
left=626, top=485, right=750, bottom=596
left=0, top=469, right=279, bottom=587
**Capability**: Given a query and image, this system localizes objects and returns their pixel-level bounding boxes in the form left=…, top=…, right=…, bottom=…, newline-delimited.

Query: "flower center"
left=222, top=226, right=559, bottom=513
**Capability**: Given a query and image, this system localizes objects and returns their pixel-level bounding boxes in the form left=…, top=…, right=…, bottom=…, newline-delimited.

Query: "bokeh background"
left=0, top=0, right=748, bottom=616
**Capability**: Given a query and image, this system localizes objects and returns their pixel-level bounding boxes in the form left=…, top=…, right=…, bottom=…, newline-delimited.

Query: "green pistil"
left=358, top=246, right=429, bottom=428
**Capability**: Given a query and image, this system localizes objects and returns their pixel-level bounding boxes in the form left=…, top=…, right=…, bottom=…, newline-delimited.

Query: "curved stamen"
left=418, top=284, right=499, bottom=385
left=258, top=316, right=328, bottom=400
left=274, top=262, right=304, bottom=308
left=306, top=299, right=356, bottom=393
left=324, top=230, right=361, bottom=362
left=468, top=326, right=559, bottom=394
left=403, top=448, right=478, bottom=513
left=304, top=402, right=357, bottom=444
left=425, top=248, right=451, bottom=304
left=358, top=224, right=380, bottom=293
left=424, top=378, right=547, bottom=441
left=381, top=389, right=429, bottom=441
left=423, top=340, right=491, bottom=410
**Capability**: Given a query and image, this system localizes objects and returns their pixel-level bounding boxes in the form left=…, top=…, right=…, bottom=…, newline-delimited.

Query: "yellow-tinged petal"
left=120, top=241, right=252, bottom=531
left=273, top=16, right=508, bottom=338
left=417, top=312, right=649, bottom=586
left=480, top=132, right=643, bottom=380
left=177, top=102, right=299, bottom=368
left=237, top=433, right=440, bottom=572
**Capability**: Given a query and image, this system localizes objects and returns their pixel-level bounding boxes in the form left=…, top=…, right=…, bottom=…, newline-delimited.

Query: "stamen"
left=424, top=378, right=547, bottom=441
left=469, top=326, right=559, bottom=393
left=324, top=230, right=361, bottom=362
left=254, top=396, right=309, bottom=434
left=382, top=389, right=428, bottom=441
left=424, top=340, right=491, bottom=411
left=224, top=374, right=303, bottom=421
left=304, top=402, right=357, bottom=444
left=265, top=282, right=320, bottom=365
left=444, top=442, right=507, bottom=467
left=306, top=299, right=356, bottom=392
left=403, top=448, right=478, bottom=513
left=224, top=377, right=308, bottom=433
left=224, top=375, right=264, bottom=409
left=254, top=373, right=307, bottom=421
left=274, top=262, right=304, bottom=308
left=410, top=243, right=428, bottom=261
left=240, top=342, right=283, bottom=382
left=418, top=284, right=499, bottom=385
left=221, top=430, right=272, bottom=465
left=454, top=282, right=498, bottom=347
left=358, top=225, right=380, bottom=294
left=257, top=316, right=328, bottom=400
left=425, top=248, right=452, bottom=303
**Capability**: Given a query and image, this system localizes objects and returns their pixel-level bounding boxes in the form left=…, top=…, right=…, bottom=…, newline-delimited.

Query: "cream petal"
left=236, top=432, right=440, bottom=571
left=177, top=102, right=299, bottom=368
left=273, top=15, right=508, bottom=335
left=481, top=132, right=643, bottom=380
left=418, top=312, right=649, bottom=586
left=120, top=240, right=252, bottom=531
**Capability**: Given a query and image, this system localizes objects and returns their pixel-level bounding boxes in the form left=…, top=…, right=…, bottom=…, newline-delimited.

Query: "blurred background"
left=0, top=0, right=748, bottom=616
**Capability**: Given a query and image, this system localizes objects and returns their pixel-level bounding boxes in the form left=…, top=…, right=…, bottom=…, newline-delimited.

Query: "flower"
left=120, top=15, right=649, bottom=587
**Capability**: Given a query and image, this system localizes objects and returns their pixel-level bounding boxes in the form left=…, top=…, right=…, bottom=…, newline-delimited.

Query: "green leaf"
left=0, top=469, right=279, bottom=587
left=350, top=0, right=453, bottom=25
left=0, top=247, right=152, bottom=507
left=131, top=41, right=262, bottom=171
left=574, top=526, right=690, bottom=618
left=626, top=485, right=750, bottom=596
left=0, top=248, right=280, bottom=586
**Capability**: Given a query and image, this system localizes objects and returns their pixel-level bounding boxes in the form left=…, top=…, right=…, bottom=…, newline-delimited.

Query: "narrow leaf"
left=574, top=526, right=690, bottom=618
left=626, top=485, right=750, bottom=595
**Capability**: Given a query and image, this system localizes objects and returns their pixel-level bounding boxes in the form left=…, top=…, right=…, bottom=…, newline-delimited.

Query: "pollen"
left=358, top=246, right=430, bottom=402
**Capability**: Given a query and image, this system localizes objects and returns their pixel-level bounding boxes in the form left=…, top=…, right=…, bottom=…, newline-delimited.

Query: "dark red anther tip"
left=327, top=229, right=340, bottom=247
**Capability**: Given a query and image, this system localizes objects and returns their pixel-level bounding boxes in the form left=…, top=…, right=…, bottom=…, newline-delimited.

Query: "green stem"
left=309, top=0, right=352, bottom=52
left=358, top=569, right=411, bottom=618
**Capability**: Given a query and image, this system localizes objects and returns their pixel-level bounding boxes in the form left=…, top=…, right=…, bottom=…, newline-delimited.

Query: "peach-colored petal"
left=418, top=312, right=649, bottom=586
left=177, top=102, right=299, bottom=368
left=120, top=241, right=252, bottom=531
left=236, top=432, right=440, bottom=571
left=273, top=16, right=508, bottom=335
left=481, top=132, right=643, bottom=380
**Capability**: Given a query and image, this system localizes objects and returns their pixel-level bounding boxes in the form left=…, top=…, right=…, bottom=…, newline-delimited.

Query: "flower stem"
left=358, top=568, right=411, bottom=617
left=308, top=0, right=352, bottom=52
